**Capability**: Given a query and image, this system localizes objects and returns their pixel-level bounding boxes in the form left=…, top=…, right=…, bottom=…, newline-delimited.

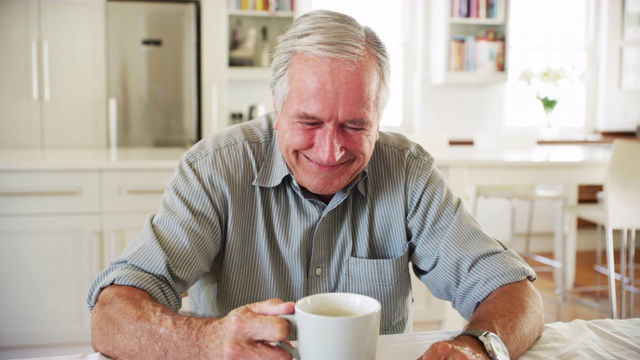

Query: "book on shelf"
left=449, top=31, right=505, bottom=73
left=451, top=0, right=504, bottom=20
left=229, top=0, right=293, bottom=12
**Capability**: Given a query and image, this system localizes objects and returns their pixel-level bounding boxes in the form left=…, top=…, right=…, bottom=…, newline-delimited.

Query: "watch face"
left=486, top=332, right=510, bottom=360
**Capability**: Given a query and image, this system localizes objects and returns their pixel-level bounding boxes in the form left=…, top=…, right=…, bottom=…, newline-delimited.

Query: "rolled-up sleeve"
left=407, top=157, right=536, bottom=321
left=86, top=152, right=223, bottom=312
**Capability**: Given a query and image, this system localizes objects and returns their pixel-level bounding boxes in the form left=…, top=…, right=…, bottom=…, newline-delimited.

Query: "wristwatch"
left=460, top=329, right=510, bottom=360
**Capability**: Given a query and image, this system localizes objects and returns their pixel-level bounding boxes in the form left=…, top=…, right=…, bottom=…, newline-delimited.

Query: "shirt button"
left=315, top=267, right=322, bottom=276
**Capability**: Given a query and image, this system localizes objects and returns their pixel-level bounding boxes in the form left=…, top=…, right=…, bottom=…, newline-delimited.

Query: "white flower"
left=519, top=66, right=582, bottom=101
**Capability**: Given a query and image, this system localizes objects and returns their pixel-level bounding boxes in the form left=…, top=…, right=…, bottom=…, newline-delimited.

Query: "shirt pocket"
left=337, top=247, right=412, bottom=334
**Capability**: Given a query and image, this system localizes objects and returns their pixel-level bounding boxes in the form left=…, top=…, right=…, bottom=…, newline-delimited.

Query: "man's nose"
left=317, top=129, right=345, bottom=165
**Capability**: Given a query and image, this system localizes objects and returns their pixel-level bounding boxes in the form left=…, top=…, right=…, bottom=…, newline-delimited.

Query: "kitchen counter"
left=0, top=147, right=186, bottom=171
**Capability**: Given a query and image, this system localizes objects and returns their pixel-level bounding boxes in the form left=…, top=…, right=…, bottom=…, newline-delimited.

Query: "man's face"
left=273, top=53, right=380, bottom=202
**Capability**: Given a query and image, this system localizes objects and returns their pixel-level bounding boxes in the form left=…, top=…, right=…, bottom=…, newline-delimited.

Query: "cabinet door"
left=40, top=0, right=107, bottom=147
left=101, top=213, right=150, bottom=268
left=0, top=0, right=41, bottom=147
left=0, top=215, right=101, bottom=347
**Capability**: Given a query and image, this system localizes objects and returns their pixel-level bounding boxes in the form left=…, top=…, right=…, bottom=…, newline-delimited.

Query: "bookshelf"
left=430, top=0, right=509, bottom=85
left=200, top=1, right=297, bottom=134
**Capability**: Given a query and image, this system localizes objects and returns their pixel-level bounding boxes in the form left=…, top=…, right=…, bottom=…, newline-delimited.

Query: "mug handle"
left=276, top=314, right=299, bottom=359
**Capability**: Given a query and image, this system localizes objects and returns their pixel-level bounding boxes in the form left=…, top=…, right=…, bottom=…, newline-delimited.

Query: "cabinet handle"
left=31, top=40, right=40, bottom=102
left=125, top=188, right=164, bottom=195
left=42, top=40, right=51, bottom=102
left=0, top=188, right=81, bottom=197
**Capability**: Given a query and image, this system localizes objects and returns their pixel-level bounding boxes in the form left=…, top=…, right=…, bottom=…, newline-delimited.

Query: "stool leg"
left=628, top=230, right=636, bottom=318
left=620, top=229, right=627, bottom=319
left=557, top=208, right=566, bottom=322
left=524, top=200, right=534, bottom=256
left=605, top=226, right=618, bottom=319
left=595, top=224, right=603, bottom=302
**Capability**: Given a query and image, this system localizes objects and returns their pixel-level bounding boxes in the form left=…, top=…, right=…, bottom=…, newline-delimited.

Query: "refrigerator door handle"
left=42, top=39, right=51, bottom=102
left=31, top=40, right=40, bottom=102
left=108, top=97, right=118, bottom=148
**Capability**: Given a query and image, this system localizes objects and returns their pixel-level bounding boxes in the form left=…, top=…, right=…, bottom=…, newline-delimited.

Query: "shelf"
left=442, top=71, right=507, bottom=85
left=229, top=10, right=294, bottom=18
left=430, top=0, right=509, bottom=85
left=449, top=17, right=504, bottom=25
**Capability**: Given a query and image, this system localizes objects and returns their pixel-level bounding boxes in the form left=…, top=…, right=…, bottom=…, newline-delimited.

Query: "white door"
left=0, top=0, right=41, bottom=147
left=0, top=215, right=101, bottom=347
left=0, top=0, right=106, bottom=148
left=40, top=0, right=106, bottom=147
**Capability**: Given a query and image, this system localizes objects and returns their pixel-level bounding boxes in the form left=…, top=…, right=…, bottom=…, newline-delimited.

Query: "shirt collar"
left=253, top=131, right=291, bottom=188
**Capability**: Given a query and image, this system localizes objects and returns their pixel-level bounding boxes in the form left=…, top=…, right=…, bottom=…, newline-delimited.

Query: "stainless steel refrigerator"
left=107, top=0, right=199, bottom=147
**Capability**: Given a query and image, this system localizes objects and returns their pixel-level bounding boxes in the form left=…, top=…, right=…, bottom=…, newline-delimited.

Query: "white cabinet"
left=100, top=170, right=173, bottom=266
left=0, top=216, right=100, bottom=347
left=430, top=0, right=509, bottom=85
left=0, top=168, right=172, bottom=348
left=200, top=1, right=297, bottom=135
left=0, top=171, right=100, bottom=216
left=0, top=0, right=107, bottom=148
left=0, top=170, right=102, bottom=347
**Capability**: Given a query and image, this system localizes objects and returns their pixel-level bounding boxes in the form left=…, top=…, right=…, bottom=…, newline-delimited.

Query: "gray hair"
left=270, top=9, right=390, bottom=119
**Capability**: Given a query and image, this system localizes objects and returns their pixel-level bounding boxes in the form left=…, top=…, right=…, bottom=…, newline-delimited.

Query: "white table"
left=16, top=318, right=639, bottom=360
left=432, top=144, right=611, bottom=291
left=376, top=318, right=640, bottom=359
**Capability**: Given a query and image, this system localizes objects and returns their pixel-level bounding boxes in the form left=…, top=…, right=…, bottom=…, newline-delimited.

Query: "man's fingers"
left=243, top=311, right=291, bottom=342
left=225, top=299, right=294, bottom=343
left=221, top=338, right=292, bottom=360
left=247, top=298, right=295, bottom=316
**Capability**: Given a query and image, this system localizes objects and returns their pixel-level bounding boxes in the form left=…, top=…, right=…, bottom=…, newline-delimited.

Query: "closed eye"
left=343, top=119, right=371, bottom=132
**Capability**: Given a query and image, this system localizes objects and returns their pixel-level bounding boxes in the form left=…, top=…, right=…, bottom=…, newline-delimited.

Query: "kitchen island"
left=0, top=147, right=185, bottom=350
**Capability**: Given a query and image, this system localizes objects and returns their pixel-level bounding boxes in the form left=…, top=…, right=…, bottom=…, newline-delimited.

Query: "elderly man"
left=88, top=9, right=543, bottom=360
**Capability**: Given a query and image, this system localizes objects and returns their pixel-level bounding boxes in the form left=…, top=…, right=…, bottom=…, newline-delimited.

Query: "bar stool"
left=561, top=139, right=640, bottom=319
left=471, top=134, right=565, bottom=265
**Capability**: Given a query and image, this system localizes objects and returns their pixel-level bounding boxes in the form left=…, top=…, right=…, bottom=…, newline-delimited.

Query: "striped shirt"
left=86, top=114, right=535, bottom=335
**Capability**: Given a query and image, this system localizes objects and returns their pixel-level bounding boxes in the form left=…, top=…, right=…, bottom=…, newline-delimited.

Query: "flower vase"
left=540, top=110, right=558, bottom=140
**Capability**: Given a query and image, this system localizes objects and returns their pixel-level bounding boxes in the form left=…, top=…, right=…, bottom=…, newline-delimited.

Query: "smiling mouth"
left=303, top=154, right=353, bottom=169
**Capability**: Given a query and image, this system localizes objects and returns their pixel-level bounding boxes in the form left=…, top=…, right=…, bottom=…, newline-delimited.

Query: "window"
left=308, top=0, right=405, bottom=127
left=506, top=0, right=594, bottom=129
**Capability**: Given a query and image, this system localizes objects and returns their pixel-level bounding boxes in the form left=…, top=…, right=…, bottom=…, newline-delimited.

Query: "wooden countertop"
left=449, top=132, right=639, bottom=146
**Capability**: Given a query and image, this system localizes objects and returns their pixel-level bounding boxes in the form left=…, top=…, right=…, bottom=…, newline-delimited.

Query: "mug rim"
left=294, top=292, right=381, bottom=318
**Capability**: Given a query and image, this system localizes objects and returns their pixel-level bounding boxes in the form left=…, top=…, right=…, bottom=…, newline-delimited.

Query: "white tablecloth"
left=15, top=318, right=640, bottom=360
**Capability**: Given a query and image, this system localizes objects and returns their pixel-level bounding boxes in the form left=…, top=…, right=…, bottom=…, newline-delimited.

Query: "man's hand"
left=209, top=299, right=295, bottom=359
left=418, top=279, right=543, bottom=360
left=91, top=285, right=295, bottom=360
left=420, top=338, right=488, bottom=360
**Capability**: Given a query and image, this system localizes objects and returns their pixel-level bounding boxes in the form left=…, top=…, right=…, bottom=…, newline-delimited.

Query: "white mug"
left=278, top=292, right=381, bottom=360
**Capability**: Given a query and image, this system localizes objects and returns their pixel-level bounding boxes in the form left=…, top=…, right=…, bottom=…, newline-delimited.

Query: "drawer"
left=0, top=171, right=100, bottom=215
left=101, top=170, right=173, bottom=213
